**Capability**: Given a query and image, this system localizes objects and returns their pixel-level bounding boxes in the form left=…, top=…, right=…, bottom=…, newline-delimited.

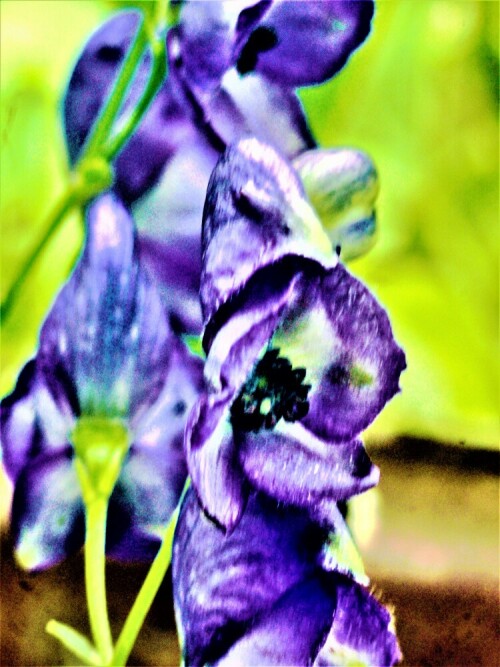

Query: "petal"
left=205, top=70, right=314, bottom=157
left=131, top=125, right=219, bottom=241
left=11, top=451, right=84, bottom=571
left=106, top=446, right=186, bottom=561
left=106, top=344, right=203, bottom=560
left=315, top=575, right=402, bottom=666
left=132, top=341, right=203, bottom=444
left=130, top=119, right=220, bottom=336
left=294, top=148, right=379, bottom=261
left=216, top=576, right=337, bottom=667
left=185, top=392, right=247, bottom=531
left=203, top=262, right=306, bottom=392
left=247, top=1, right=375, bottom=87
left=172, top=2, right=245, bottom=91
left=201, top=138, right=335, bottom=322
left=238, top=424, right=379, bottom=515
left=272, top=264, right=406, bottom=443
left=38, top=194, right=174, bottom=421
left=64, top=11, right=198, bottom=203
left=1, top=361, right=38, bottom=481
left=170, top=15, right=314, bottom=159
left=64, top=11, right=142, bottom=165
left=172, top=487, right=328, bottom=666
left=138, top=233, right=203, bottom=335
left=1, top=362, right=75, bottom=482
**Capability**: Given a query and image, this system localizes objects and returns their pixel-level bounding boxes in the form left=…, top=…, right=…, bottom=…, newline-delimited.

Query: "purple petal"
left=64, top=11, right=142, bottom=164
left=238, top=426, right=379, bottom=516
left=11, top=451, right=84, bottom=571
left=132, top=341, right=203, bottom=443
left=272, top=264, right=406, bottom=443
left=1, top=362, right=75, bottom=482
left=185, top=392, right=247, bottom=531
left=106, top=343, right=203, bottom=559
left=172, top=2, right=242, bottom=91
left=64, top=11, right=199, bottom=203
left=1, top=361, right=38, bottom=481
left=170, top=13, right=314, bottom=158
left=172, top=487, right=329, bottom=666
left=106, top=446, right=186, bottom=561
left=316, top=575, right=402, bottom=666
left=138, top=233, right=202, bottom=335
left=216, top=576, right=337, bottom=667
left=38, top=193, right=174, bottom=421
left=204, top=262, right=306, bottom=391
left=200, top=72, right=314, bottom=157
left=247, top=1, right=375, bottom=87
left=201, top=138, right=335, bottom=322
left=130, top=108, right=220, bottom=335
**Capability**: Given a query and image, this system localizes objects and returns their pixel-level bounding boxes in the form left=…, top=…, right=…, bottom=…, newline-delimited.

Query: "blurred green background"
left=1, top=0, right=498, bottom=448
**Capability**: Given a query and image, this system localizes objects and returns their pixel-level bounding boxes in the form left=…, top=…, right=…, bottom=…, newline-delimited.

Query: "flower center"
left=231, top=348, right=311, bottom=432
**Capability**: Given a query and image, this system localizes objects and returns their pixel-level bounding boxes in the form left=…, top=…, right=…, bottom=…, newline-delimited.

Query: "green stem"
left=0, top=186, right=77, bottom=321
left=110, top=506, right=180, bottom=666
left=1, top=7, right=168, bottom=321
left=82, top=18, right=148, bottom=159
left=85, top=498, right=114, bottom=664
left=103, top=35, right=167, bottom=161
left=46, top=620, right=101, bottom=667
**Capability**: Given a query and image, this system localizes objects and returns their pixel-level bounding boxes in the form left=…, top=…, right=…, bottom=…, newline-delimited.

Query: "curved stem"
left=103, top=36, right=167, bottom=161
left=2, top=5, right=170, bottom=320
left=82, top=18, right=148, bottom=159
left=110, top=505, right=180, bottom=666
left=85, top=498, right=114, bottom=664
left=46, top=620, right=101, bottom=667
left=0, top=186, right=77, bottom=320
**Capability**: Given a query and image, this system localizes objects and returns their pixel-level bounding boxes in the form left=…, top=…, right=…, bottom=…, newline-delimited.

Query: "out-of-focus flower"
left=185, top=138, right=406, bottom=531
left=0, top=194, right=202, bottom=570
left=294, top=148, right=379, bottom=262
left=63, top=2, right=375, bottom=333
left=172, top=486, right=401, bottom=667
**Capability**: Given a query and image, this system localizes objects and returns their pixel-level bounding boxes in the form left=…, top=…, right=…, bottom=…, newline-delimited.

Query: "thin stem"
left=45, top=620, right=101, bottom=667
left=110, top=506, right=180, bottom=666
left=82, top=18, right=148, bottom=159
left=0, top=186, right=77, bottom=320
left=103, top=36, right=167, bottom=161
left=2, top=6, right=170, bottom=320
left=85, top=498, right=114, bottom=664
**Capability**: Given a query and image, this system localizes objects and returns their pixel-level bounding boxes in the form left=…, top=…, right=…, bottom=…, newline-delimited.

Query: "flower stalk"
left=83, top=498, right=114, bottom=664
left=47, top=417, right=131, bottom=665
left=111, top=493, right=184, bottom=666
left=1, top=1, right=169, bottom=320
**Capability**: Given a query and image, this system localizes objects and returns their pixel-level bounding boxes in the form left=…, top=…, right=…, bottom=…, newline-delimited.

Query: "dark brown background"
left=1, top=440, right=498, bottom=666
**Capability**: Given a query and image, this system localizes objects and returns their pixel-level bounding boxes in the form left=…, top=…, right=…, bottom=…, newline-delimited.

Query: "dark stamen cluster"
left=231, top=348, right=311, bottom=433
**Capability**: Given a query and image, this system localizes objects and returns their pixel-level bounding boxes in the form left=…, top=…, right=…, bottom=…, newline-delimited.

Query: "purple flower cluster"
left=1, top=1, right=405, bottom=664
left=63, top=0, right=377, bottom=336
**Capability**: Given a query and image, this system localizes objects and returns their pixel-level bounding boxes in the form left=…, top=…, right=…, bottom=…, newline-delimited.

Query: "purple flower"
left=63, top=2, right=374, bottom=333
left=0, top=194, right=203, bottom=570
left=185, top=138, right=406, bottom=532
left=172, top=486, right=401, bottom=667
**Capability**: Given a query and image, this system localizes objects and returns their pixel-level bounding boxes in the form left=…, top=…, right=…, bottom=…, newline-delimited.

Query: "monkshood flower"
left=173, top=487, right=401, bottom=666
left=0, top=193, right=202, bottom=570
left=185, top=138, right=406, bottom=531
left=63, top=1, right=375, bottom=333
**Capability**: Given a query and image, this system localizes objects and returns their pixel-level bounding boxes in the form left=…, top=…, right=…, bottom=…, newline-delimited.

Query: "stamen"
left=230, top=348, right=311, bottom=433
